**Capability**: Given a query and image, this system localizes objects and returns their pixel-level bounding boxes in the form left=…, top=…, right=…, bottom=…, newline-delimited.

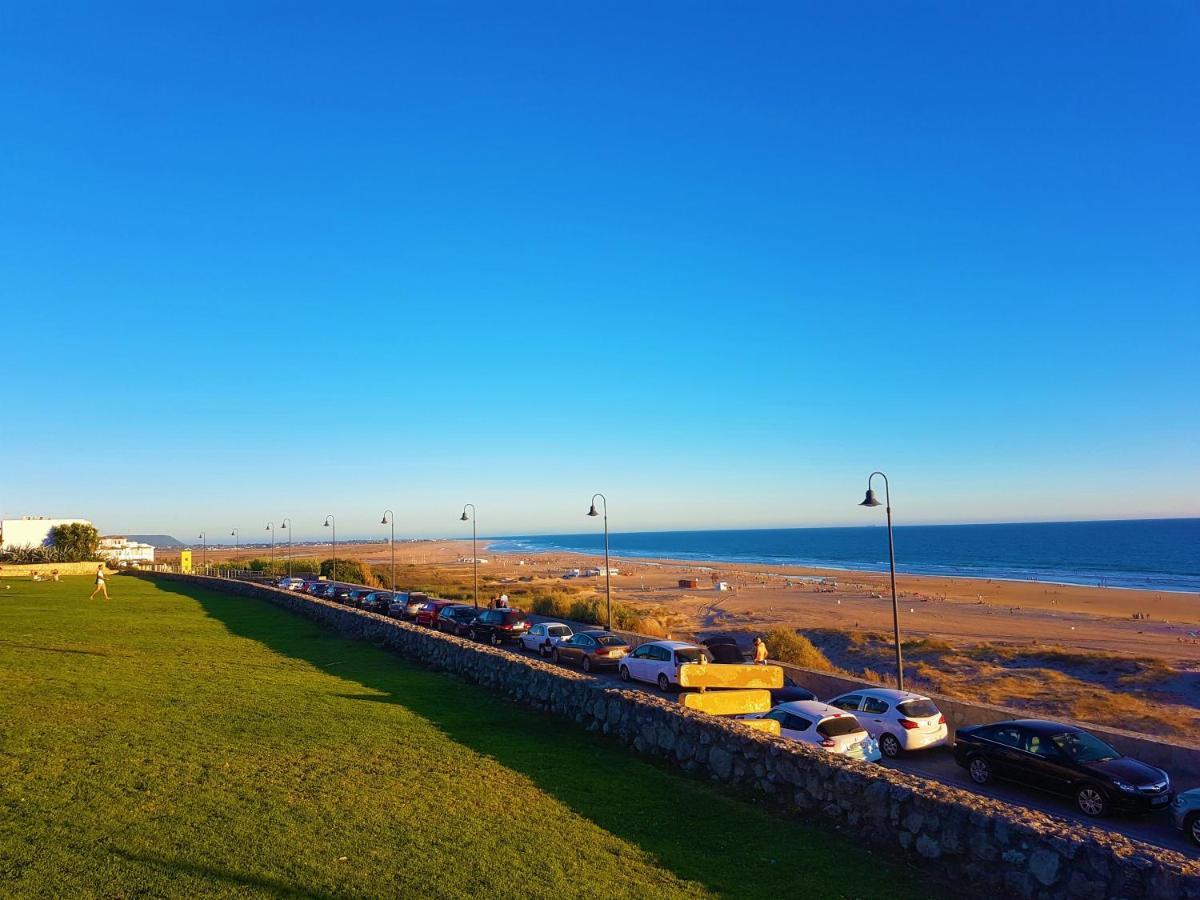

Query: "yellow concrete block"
left=678, top=663, right=784, bottom=689
left=740, top=717, right=782, bottom=735
left=680, top=689, right=773, bottom=715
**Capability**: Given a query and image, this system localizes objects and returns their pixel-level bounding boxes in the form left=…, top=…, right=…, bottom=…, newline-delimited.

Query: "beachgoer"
left=753, top=636, right=768, bottom=665
left=90, top=565, right=109, bottom=600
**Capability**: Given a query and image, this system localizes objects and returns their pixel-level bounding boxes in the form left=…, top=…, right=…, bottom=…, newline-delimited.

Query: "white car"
left=619, top=640, right=713, bottom=692
left=825, top=688, right=949, bottom=758
left=751, top=700, right=881, bottom=762
left=520, top=622, right=573, bottom=656
left=277, top=577, right=306, bottom=591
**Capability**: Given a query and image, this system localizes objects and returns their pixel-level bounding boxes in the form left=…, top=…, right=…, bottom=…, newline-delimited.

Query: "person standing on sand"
left=89, top=565, right=109, bottom=600
left=753, top=636, right=768, bottom=665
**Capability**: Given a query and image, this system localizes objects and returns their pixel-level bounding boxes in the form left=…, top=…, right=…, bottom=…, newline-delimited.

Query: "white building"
left=0, top=516, right=92, bottom=551
left=98, top=536, right=156, bottom=565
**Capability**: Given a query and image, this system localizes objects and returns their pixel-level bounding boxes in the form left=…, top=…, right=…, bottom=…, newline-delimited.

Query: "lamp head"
left=860, top=489, right=881, bottom=508
left=587, top=504, right=599, bottom=517
left=460, top=511, right=469, bottom=522
left=381, top=515, right=388, bottom=525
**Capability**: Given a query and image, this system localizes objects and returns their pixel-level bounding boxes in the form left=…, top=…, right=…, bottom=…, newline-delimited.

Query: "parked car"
left=953, top=719, right=1172, bottom=817
left=826, top=689, right=949, bottom=758
left=769, top=675, right=816, bottom=706
left=699, top=635, right=745, bottom=664
left=1171, top=788, right=1200, bottom=846
left=276, top=577, right=306, bottom=591
left=415, top=600, right=461, bottom=628
left=619, top=640, right=712, bottom=692
left=360, top=591, right=394, bottom=613
left=314, top=583, right=341, bottom=600
left=749, top=700, right=881, bottom=762
left=346, top=588, right=375, bottom=608
left=436, top=604, right=480, bottom=636
left=553, top=631, right=630, bottom=672
left=386, top=593, right=411, bottom=618
left=468, top=608, right=530, bottom=645
left=401, top=592, right=430, bottom=620
left=519, top=622, right=573, bottom=657
left=301, top=580, right=325, bottom=595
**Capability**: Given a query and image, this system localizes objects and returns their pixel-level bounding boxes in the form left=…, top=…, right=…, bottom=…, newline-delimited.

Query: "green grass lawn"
left=0, top=575, right=923, bottom=898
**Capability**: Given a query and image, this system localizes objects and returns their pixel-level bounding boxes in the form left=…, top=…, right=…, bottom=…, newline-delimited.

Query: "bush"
left=761, top=628, right=837, bottom=672
left=568, top=598, right=603, bottom=626
left=48, top=523, right=101, bottom=562
left=530, top=593, right=571, bottom=618
left=319, top=558, right=379, bottom=585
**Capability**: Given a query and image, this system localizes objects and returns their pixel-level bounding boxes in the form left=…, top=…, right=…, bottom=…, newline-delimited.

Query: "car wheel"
left=879, top=734, right=902, bottom=759
left=1076, top=785, right=1108, bottom=817
left=552, top=649, right=562, bottom=665
left=582, top=656, right=592, bottom=673
left=619, top=665, right=630, bottom=682
left=469, top=628, right=478, bottom=642
left=539, top=643, right=550, bottom=658
left=1186, top=812, right=1200, bottom=848
left=967, top=756, right=992, bottom=785
left=657, top=673, right=671, bottom=692
left=490, top=632, right=501, bottom=647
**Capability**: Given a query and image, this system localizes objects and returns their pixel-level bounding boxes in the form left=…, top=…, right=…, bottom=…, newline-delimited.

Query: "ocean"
left=488, top=518, right=1200, bottom=593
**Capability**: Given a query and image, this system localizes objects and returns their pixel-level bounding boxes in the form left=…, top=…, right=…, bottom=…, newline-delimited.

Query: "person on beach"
left=89, top=565, right=109, bottom=600
left=753, top=636, right=768, bottom=665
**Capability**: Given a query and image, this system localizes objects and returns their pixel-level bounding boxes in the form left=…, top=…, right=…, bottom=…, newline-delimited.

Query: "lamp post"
left=323, top=515, right=336, bottom=581
left=381, top=509, right=395, bottom=593
left=860, top=471, right=903, bottom=691
left=198, top=532, right=207, bottom=572
left=587, top=493, right=612, bottom=633
left=266, top=522, right=275, bottom=576
left=460, top=504, right=477, bottom=608
left=280, top=518, right=292, bottom=578
left=230, top=528, right=239, bottom=570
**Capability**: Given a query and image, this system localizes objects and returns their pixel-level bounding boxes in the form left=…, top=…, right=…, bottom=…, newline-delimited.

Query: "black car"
left=436, top=605, right=479, bottom=636
left=769, top=674, right=816, bottom=705
left=953, top=719, right=1172, bottom=816
left=360, top=591, right=394, bottom=613
left=700, top=636, right=745, bottom=664
left=314, top=583, right=341, bottom=600
left=345, top=588, right=375, bottom=608
left=468, top=609, right=530, bottom=646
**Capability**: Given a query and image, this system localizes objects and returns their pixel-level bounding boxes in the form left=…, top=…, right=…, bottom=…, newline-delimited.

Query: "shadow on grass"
left=160, top=580, right=914, bottom=899
left=109, top=848, right=330, bottom=899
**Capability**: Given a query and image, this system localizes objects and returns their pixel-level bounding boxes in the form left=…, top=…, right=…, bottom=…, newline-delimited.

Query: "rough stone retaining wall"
left=136, top=572, right=1200, bottom=899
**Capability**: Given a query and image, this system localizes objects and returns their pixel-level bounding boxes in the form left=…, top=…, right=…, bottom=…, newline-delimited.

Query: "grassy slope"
left=0, top=576, right=922, bottom=898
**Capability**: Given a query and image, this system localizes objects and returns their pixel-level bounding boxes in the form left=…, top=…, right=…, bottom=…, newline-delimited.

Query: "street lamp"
left=280, top=518, right=292, bottom=577
left=460, top=504, right=477, bottom=608
left=323, top=515, right=336, bottom=581
left=230, top=528, right=239, bottom=568
left=587, top=493, right=612, bottom=633
left=860, top=471, right=904, bottom=691
left=381, top=510, right=396, bottom=593
left=266, top=522, right=275, bottom=576
left=198, top=532, right=207, bottom=572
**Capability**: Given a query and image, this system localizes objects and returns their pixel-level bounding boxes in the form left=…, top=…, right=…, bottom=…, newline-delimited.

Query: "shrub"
left=530, top=593, right=571, bottom=618
left=320, top=558, right=377, bottom=585
left=568, top=598, right=603, bottom=626
left=762, top=628, right=837, bottom=672
left=48, top=523, right=100, bottom=562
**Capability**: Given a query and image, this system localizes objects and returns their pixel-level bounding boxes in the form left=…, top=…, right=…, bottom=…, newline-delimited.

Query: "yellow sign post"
left=180, top=550, right=193, bottom=574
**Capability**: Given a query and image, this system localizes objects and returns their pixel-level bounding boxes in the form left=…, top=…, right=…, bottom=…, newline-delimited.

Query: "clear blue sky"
left=2, top=2, right=1197, bottom=542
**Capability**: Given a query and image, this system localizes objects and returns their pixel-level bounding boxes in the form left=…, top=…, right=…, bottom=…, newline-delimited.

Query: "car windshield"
left=1051, top=731, right=1119, bottom=763
left=897, top=699, right=939, bottom=719
left=675, top=648, right=712, bottom=664
left=594, top=635, right=627, bottom=647
left=817, top=716, right=866, bottom=738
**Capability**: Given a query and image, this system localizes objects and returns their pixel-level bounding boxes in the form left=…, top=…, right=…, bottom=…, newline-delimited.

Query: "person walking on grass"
left=89, top=565, right=109, bottom=600
left=753, top=636, right=769, bottom=665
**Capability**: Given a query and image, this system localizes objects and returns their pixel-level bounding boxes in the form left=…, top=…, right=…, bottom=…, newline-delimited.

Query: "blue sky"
left=2, top=2, right=1197, bottom=542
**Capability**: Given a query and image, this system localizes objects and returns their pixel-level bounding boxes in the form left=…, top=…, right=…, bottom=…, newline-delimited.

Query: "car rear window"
left=818, top=716, right=866, bottom=738
left=675, top=648, right=712, bottom=664
left=897, top=699, right=939, bottom=719
left=502, top=612, right=526, bottom=624
left=594, top=635, right=627, bottom=647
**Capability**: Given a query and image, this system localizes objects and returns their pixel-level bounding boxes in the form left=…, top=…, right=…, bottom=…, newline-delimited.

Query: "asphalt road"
left=485, top=631, right=1198, bottom=857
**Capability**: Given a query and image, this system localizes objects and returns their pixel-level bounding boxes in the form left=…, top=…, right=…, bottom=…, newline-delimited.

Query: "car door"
left=625, top=645, right=654, bottom=682
left=780, top=712, right=815, bottom=744
left=561, top=634, right=587, bottom=663
left=983, top=725, right=1028, bottom=779
left=1022, top=731, right=1076, bottom=794
left=859, top=695, right=890, bottom=739
left=523, top=623, right=544, bottom=650
left=829, top=695, right=862, bottom=715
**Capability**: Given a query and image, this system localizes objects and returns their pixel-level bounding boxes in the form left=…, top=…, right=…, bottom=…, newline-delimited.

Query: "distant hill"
left=125, top=534, right=186, bottom=549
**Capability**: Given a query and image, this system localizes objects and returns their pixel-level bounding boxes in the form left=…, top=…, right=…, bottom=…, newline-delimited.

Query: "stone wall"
left=135, top=572, right=1200, bottom=899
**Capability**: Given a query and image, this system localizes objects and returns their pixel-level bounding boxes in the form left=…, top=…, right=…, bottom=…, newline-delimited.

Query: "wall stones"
left=136, top=572, right=1200, bottom=900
